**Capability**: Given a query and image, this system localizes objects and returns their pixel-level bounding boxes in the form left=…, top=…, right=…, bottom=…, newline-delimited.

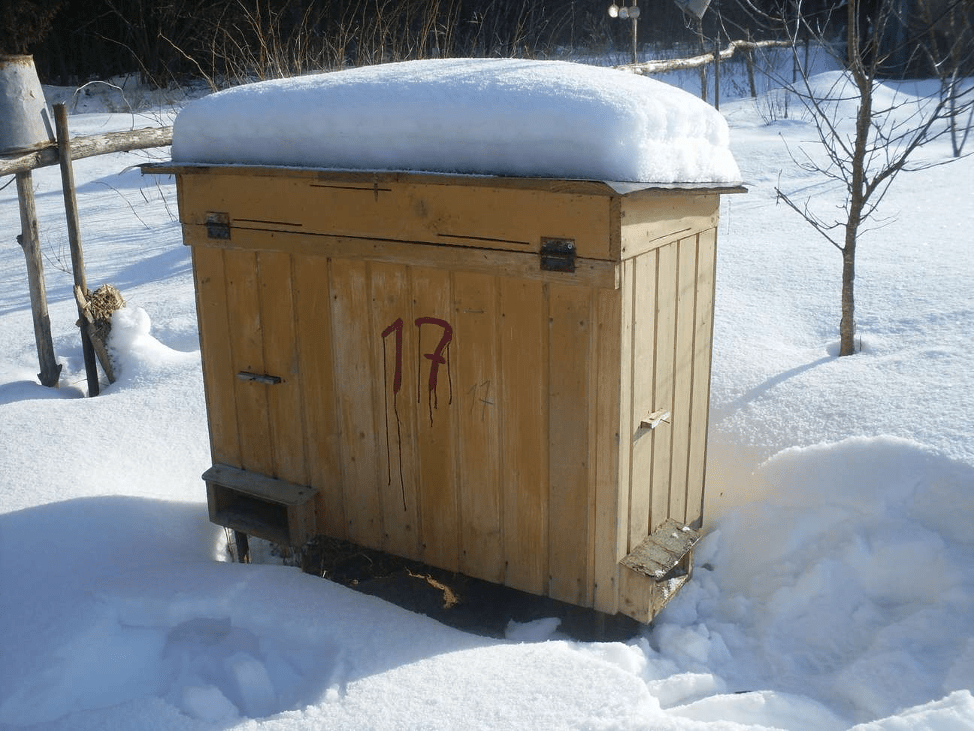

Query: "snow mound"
left=172, top=58, right=741, bottom=184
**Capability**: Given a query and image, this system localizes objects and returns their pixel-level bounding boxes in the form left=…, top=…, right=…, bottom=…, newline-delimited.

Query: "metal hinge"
left=206, top=212, right=231, bottom=240
left=540, top=238, right=576, bottom=273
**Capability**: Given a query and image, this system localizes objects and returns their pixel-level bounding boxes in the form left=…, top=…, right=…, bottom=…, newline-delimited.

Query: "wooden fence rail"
left=617, top=39, right=794, bottom=107
left=0, top=126, right=173, bottom=178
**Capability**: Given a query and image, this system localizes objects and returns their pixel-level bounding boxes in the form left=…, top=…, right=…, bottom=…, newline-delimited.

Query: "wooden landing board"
left=620, top=517, right=700, bottom=580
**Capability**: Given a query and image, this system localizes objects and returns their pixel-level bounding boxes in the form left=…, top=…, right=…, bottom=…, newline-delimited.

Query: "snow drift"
left=172, top=58, right=742, bottom=184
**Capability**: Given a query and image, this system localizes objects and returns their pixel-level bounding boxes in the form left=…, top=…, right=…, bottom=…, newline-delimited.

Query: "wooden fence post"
left=54, top=103, right=100, bottom=396
left=15, top=170, right=62, bottom=387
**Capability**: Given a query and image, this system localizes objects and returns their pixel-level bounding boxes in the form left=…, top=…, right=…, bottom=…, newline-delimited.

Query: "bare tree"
left=743, top=0, right=974, bottom=356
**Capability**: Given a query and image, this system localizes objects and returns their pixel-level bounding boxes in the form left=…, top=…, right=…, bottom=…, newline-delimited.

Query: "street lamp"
left=608, top=2, right=641, bottom=64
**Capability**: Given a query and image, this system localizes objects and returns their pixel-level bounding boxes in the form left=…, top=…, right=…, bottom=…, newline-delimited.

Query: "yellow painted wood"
left=686, top=228, right=718, bottom=529
left=292, top=254, right=346, bottom=539
left=628, top=252, right=658, bottom=551
left=454, top=271, right=504, bottom=582
left=174, top=165, right=734, bottom=624
left=649, top=242, right=677, bottom=534
left=328, top=258, right=383, bottom=548
left=256, top=251, right=307, bottom=485
left=370, top=261, right=422, bottom=560
left=668, top=236, right=699, bottom=525
left=592, top=286, right=624, bottom=615
left=174, top=171, right=615, bottom=260
left=498, top=278, right=548, bottom=596
left=621, top=194, right=719, bottom=259
left=223, top=250, right=273, bottom=476
left=411, top=267, right=460, bottom=571
left=547, top=284, right=592, bottom=606
left=182, top=226, right=619, bottom=291
left=191, top=246, right=240, bottom=468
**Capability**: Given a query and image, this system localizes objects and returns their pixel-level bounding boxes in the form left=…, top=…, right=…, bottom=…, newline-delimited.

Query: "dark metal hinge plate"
left=205, top=212, right=231, bottom=240
left=540, top=237, right=576, bottom=272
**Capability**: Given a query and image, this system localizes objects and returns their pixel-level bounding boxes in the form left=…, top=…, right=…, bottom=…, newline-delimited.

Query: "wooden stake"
left=54, top=103, right=100, bottom=396
left=15, top=170, right=62, bottom=387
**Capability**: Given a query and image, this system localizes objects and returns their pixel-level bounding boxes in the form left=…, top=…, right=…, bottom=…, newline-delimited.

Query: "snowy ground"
left=1, top=58, right=972, bottom=730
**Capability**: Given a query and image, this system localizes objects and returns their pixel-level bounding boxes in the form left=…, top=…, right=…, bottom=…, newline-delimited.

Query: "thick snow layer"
left=171, top=58, right=742, bottom=184
left=2, top=61, right=974, bottom=730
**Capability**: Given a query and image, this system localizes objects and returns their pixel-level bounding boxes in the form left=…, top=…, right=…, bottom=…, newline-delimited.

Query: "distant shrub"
left=0, top=0, right=61, bottom=56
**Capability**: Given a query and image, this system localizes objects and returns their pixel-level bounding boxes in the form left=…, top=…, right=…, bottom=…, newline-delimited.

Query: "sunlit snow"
left=1, top=56, right=972, bottom=730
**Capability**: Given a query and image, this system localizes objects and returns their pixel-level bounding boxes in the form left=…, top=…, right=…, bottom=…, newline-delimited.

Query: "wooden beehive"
left=152, top=164, right=742, bottom=622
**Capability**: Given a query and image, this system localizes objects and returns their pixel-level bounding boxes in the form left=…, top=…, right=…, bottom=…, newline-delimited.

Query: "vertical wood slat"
left=292, top=254, right=346, bottom=539
left=499, top=278, right=548, bottom=596
left=547, top=284, right=591, bottom=606
left=411, top=267, right=460, bottom=571
left=686, top=228, right=718, bottom=529
left=192, top=247, right=241, bottom=467
left=669, top=237, right=699, bottom=524
left=592, top=286, right=624, bottom=615
left=628, top=253, right=658, bottom=550
left=224, top=250, right=273, bottom=476
left=258, top=251, right=306, bottom=485
left=371, top=262, right=422, bottom=561
left=649, top=242, right=677, bottom=534
left=619, top=256, right=655, bottom=620
left=454, top=271, right=504, bottom=582
left=329, top=259, right=383, bottom=548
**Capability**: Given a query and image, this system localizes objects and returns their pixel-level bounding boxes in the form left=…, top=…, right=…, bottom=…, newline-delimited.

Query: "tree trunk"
left=839, top=240, right=857, bottom=355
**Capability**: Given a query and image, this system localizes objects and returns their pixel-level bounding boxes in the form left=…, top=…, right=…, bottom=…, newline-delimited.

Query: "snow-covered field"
left=1, top=58, right=972, bottom=730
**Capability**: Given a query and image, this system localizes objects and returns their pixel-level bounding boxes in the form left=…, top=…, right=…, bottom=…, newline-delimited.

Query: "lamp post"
left=608, top=2, right=641, bottom=64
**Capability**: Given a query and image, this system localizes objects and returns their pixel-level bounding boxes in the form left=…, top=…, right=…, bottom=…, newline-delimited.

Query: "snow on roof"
left=171, top=58, right=741, bottom=185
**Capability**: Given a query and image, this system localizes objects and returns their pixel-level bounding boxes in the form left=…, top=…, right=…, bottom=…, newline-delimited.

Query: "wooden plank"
left=256, top=251, right=307, bottom=485
left=620, top=194, right=719, bottom=259
left=223, top=250, right=273, bottom=475
left=203, top=464, right=317, bottom=505
left=183, top=226, right=619, bottom=290
left=592, top=286, right=624, bottom=615
left=411, top=267, right=460, bottom=571
left=370, top=262, right=422, bottom=561
left=547, top=284, right=592, bottom=606
left=618, top=567, right=655, bottom=624
left=620, top=518, right=700, bottom=579
left=329, top=258, right=383, bottom=548
left=499, top=278, right=548, bottom=596
left=292, top=254, right=345, bottom=539
left=649, top=242, right=677, bottom=533
left=628, top=252, right=657, bottom=550
left=192, top=247, right=241, bottom=467
left=669, top=236, right=698, bottom=525
left=174, top=172, right=615, bottom=260
left=686, top=228, right=718, bottom=529
left=453, top=271, right=504, bottom=582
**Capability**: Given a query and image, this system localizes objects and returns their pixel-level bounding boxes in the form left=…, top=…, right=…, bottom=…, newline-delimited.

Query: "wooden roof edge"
left=140, top=161, right=747, bottom=196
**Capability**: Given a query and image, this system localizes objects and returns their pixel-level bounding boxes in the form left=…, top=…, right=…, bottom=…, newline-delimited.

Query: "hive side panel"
left=292, top=254, right=346, bottom=540
left=547, top=284, right=592, bottom=606
left=592, top=286, right=625, bottom=615
left=451, top=272, right=504, bottom=581
left=257, top=251, right=307, bottom=485
left=628, top=253, right=658, bottom=551
left=686, top=228, right=718, bottom=529
left=499, top=278, right=549, bottom=596
left=223, top=250, right=273, bottom=476
left=411, top=267, right=460, bottom=571
left=649, top=243, right=677, bottom=534
left=329, top=259, right=383, bottom=549
left=192, top=246, right=241, bottom=468
left=668, top=236, right=699, bottom=525
left=371, top=262, right=422, bottom=561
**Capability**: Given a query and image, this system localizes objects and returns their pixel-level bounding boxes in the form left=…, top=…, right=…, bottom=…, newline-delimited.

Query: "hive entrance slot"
left=203, top=464, right=319, bottom=547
